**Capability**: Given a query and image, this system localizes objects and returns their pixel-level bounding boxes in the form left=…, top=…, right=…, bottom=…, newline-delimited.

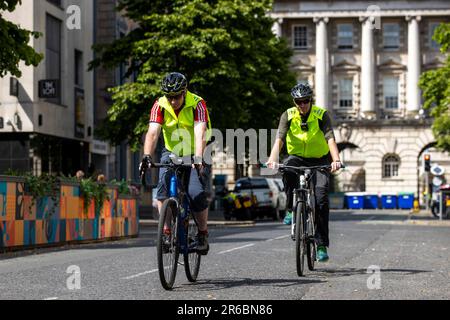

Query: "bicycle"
left=262, top=163, right=345, bottom=277
left=140, top=156, right=203, bottom=290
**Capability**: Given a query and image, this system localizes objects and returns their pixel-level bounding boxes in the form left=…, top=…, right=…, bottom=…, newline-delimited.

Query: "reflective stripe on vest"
left=286, top=105, right=330, bottom=158
left=158, top=91, right=212, bottom=156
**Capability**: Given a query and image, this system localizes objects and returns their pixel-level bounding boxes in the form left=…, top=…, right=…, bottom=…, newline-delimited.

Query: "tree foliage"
left=0, top=0, right=43, bottom=77
left=419, top=23, right=450, bottom=152
left=90, top=0, right=296, bottom=151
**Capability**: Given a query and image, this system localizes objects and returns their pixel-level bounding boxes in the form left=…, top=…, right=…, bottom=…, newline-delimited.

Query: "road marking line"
left=217, top=244, right=255, bottom=254
left=266, top=235, right=290, bottom=242
left=123, top=269, right=159, bottom=280
left=44, top=297, right=59, bottom=300
left=274, top=235, right=291, bottom=240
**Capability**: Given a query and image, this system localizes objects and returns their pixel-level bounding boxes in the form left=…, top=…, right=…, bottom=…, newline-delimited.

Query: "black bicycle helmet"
left=291, top=82, right=314, bottom=100
left=161, top=72, right=188, bottom=96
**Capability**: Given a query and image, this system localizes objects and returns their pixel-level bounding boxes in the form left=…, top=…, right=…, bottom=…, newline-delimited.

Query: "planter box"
left=0, top=177, right=139, bottom=251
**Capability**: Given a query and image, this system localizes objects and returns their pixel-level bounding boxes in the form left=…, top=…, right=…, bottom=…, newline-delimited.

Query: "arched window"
left=383, top=155, right=400, bottom=178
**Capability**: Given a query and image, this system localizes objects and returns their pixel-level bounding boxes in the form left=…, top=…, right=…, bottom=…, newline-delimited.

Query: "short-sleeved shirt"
left=276, top=109, right=335, bottom=142
left=149, top=99, right=209, bottom=124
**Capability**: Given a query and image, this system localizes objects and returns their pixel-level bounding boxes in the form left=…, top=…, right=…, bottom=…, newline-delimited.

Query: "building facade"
left=0, top=0, right=142, bottom=183
left=0, top=0, right=95, bottom=176
left=271, top=0, right=450, bottom=198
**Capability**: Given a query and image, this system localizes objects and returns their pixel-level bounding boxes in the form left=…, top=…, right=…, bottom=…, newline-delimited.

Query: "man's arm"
left=194, top=122, right=207, bottom=161
left=328, top=138, right=340, bottom=163
left=193, top=100, right=209, bottom=163
left=144, top=123, right=161, bottom=157
left=267, top=111, right=288, bottom=166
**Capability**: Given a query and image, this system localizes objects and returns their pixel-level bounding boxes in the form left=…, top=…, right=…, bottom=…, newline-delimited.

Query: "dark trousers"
left=282, top=155, right=330, bottom=247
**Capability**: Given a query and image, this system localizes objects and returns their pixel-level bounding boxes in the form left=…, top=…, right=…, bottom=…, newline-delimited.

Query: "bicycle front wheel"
left=306, top=208, right=316, bottom=271
left=184, top=214, right=201, bottom=282
left=295, top=202, right=306, bottom=277
left=157, top=199, right=180, bottom=290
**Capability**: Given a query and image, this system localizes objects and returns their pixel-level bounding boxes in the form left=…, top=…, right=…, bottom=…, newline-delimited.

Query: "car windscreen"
left=250, top=179, right=269, bottom=189
left=234, top=178, right=269, bottom=191
left=234, top=179, right=252, bottom=192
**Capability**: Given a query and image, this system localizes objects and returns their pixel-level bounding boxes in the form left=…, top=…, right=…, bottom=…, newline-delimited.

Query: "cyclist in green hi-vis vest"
left=267, top=83, right=342, bottom=262
left=139, top=72, right=212, bottom=255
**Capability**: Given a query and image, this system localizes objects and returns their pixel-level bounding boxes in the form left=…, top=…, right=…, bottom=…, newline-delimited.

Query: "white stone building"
left=269, top=0, right=450, bottom=200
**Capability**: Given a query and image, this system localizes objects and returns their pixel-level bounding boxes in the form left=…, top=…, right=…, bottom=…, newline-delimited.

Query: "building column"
left=360, top=16, right=376, bottom=117
left=271, top=18, right=283, bottom=38
left=314, top=17, right=329, bottom=109
left=406, top=15, right=422, bottom=115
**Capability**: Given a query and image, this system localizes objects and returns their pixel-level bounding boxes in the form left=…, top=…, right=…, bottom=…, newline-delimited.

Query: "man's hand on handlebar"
left=139, top=154, right=153, bottom=177
left=331, top=161, right=342, bottom=173
left=265, top=158, right=279, bottom=170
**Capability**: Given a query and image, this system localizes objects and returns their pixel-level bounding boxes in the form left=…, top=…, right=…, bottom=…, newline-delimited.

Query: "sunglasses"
left=166, top=92, right=184, bottom=100
left=294, top=98, right=311, bottom=106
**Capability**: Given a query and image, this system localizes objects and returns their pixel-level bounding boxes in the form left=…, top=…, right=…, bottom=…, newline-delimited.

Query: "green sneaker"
left=317, top=246, right=329, bottom=262
left=283, top=211, right=293, bottom=225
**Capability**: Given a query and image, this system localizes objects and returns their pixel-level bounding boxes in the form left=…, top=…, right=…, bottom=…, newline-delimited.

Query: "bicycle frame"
left=281, top=165, right=328, bottom=238
left=169, top=167, right=199, bottom=255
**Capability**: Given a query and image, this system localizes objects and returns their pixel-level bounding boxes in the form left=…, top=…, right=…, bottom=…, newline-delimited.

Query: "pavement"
left=140, top=208, right=450, bottom=228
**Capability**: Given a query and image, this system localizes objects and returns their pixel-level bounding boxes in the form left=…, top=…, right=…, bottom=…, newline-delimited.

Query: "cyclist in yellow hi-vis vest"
left=139, top=72, right=212, bottom=255
left=267, top=83, right=342, bottom=262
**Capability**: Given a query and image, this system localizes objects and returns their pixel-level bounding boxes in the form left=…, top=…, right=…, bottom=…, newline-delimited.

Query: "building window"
left=429, top=22, right=441, bottom=49
left=75, top=50, right=83, bottom=88
left=46, top=14, right=62, bottom=104
left=383, top=155, right=400, bottom=178
left=383, top=23, right=400, bottom=49
left=338, top=78, right=353, bottom=108
left=383, top=77, right=399, bottom=109
left=293, top=25, right=308, bottom=49
left=337, top=24, right=353, bottom=49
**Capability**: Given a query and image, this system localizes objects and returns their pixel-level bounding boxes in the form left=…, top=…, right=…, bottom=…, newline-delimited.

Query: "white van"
left=234, top=177, right=287, bottom=220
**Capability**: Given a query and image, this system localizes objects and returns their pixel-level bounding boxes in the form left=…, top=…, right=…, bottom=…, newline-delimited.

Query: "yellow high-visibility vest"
left=286, top=105, right=330, bottom=158
left=158, top=91, right=212, bottom=156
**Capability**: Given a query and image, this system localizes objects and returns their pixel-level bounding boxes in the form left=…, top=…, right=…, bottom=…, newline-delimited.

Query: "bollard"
left=412, top=198, right=420, bottom=214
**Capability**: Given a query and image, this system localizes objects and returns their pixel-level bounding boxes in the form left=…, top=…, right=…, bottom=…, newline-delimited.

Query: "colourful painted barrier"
left=0, top=176, right=139, bottom=250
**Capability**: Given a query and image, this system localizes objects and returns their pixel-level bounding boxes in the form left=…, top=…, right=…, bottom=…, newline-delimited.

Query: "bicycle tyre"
left=295, top=202, right=306, bottom=277
left=184, top=214, right=201, bottom=282
left=306, top=208, right=316, bottom=271
left=157, top=199, right=179, bottom=290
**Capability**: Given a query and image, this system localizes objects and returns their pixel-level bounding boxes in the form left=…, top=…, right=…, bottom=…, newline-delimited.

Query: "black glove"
left=139, top=155, right=153, bottom=177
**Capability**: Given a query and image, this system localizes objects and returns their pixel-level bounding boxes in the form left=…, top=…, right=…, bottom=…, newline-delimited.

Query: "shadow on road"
left=313, top=267, right=431, bottom=278
left=170, top=277, right=326, bottom=291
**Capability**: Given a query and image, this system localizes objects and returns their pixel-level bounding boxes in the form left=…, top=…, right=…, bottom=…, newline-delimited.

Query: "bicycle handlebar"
left=140, top=162, right=198, bottom=188
left=259, top=162, right=346, bottom=171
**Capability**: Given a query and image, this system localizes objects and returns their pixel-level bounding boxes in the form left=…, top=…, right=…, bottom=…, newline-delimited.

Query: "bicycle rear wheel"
left=295, top=202, right=306, bottom=277
left=157, top=199, right=179, bottom=290
left=306, top=207, right=316, bottom=271
left=184, top=214, right=201, bottom=282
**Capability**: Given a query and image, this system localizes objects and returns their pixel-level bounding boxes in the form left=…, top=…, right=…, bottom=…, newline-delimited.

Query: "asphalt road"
left=0, top=210, right=449, bottom=300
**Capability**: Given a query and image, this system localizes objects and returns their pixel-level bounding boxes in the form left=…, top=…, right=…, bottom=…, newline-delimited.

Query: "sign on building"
left=38, top=80, right=59, bottom=99
left=90, top=140, right=109, bottom=155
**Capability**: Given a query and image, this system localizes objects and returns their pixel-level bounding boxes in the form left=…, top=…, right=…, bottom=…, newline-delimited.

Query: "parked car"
left=268, top=178, right=287, bottom=219
left=233, top=177, right=286, bottom=220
